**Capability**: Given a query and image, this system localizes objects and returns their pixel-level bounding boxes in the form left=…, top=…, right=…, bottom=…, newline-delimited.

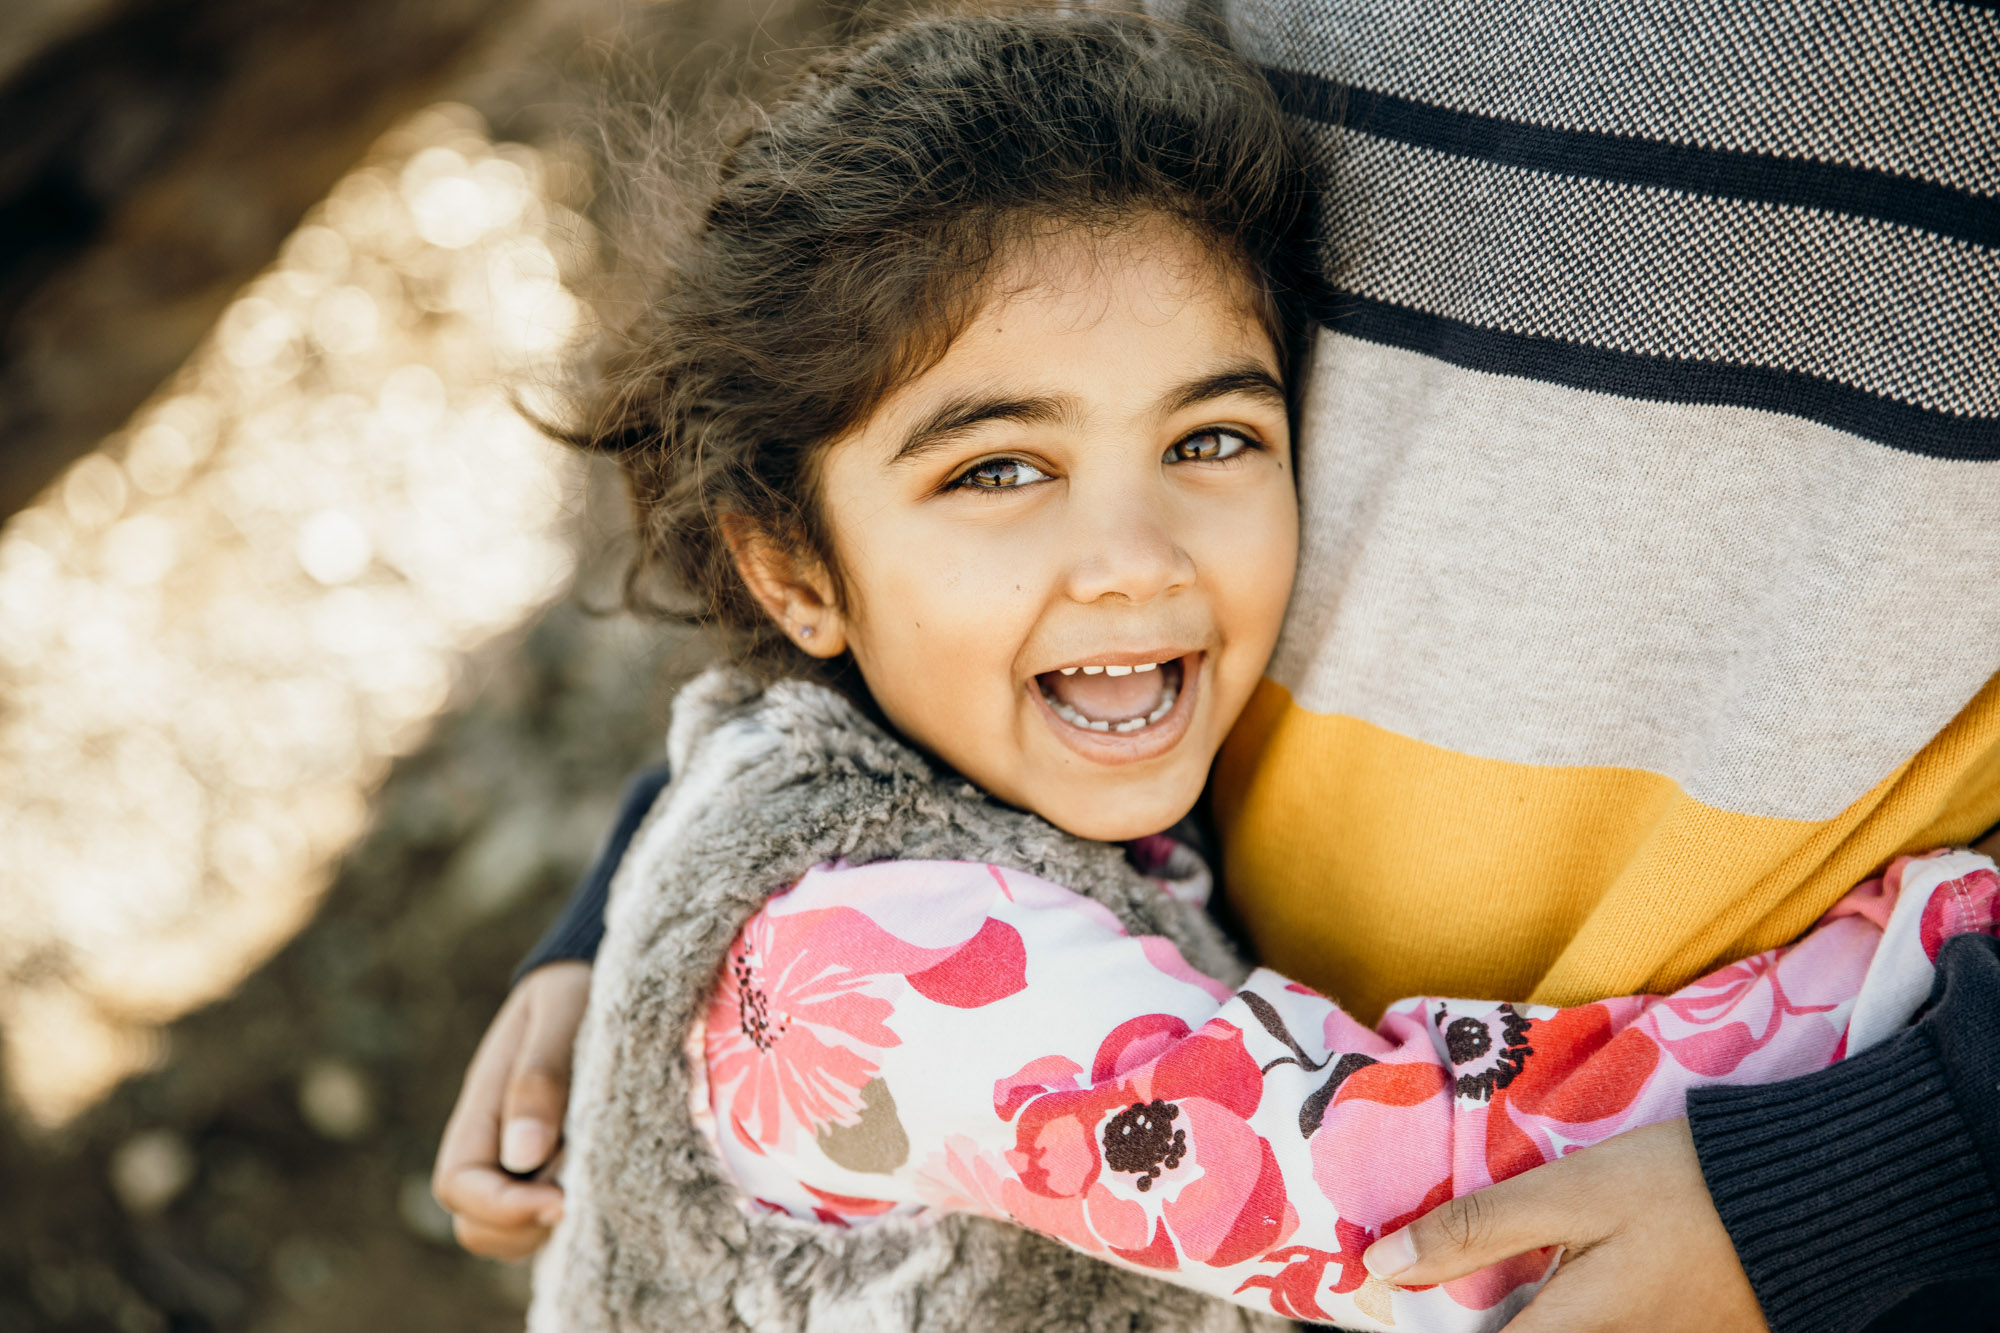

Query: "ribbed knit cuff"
left=512, top=764, right=674, bottom=983
left=1689, top=936, right=2000, bottom=1333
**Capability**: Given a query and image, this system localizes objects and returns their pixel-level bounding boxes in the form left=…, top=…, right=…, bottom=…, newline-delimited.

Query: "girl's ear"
left=720, top=516, right=849, bottom=659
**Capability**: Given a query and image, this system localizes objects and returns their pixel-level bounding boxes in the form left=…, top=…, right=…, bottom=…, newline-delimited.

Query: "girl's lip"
left=1029, top=652, right=1203, bottom=766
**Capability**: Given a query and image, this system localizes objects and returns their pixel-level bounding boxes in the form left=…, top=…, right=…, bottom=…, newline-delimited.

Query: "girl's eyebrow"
left=892, top=394, right=1078, bottom=465
left=889, top=361, right=1285, bottom=466
left=1158, top=363, right=1288, bottom=417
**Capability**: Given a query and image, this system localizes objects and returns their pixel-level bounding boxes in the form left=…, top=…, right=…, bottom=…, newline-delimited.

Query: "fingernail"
left=1364, top=1227, right=1418, bottom=1280
left=501, top=1118, right=552, bottom=1173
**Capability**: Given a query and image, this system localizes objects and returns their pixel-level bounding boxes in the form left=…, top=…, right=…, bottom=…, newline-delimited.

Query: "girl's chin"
left=1029, top=785, right=1201, bottom=844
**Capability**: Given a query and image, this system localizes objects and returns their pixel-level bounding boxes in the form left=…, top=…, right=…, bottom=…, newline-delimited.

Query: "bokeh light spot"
left=0, top=103, right=594, bottom=1128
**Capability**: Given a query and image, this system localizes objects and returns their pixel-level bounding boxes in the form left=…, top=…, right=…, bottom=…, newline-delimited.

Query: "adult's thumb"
left=1363, top=1169, right=1573, bottom=1286
left=497, top=971, right=587, bottom=1175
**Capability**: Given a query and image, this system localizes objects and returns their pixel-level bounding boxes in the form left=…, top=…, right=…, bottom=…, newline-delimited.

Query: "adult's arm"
left=1685, top=827, right=2000, bottom=1333
left=1363, top=935, right=2000, bottom=1333
left=514, top=763, right=674, bottom=979
left=431, top=764, right=670, bottom=1257
left=1688, top=932, right=2000, bottom=1332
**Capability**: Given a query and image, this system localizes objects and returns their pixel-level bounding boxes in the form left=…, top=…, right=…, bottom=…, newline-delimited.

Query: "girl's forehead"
left=930, top=223, right=1275, bottom=388
left=979, top=216, right=1267, bottom=327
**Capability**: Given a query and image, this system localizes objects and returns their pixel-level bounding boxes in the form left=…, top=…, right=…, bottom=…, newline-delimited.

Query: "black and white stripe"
left=1237, top=0, right=2000, bottom=195
left=1219, top=0, right=2000, bottom=455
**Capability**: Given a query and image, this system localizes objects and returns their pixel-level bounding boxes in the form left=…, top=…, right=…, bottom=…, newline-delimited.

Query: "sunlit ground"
left=0, top=103, right=597, bottom=1129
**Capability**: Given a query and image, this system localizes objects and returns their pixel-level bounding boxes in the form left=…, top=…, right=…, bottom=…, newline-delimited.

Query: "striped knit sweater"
left=1183, top=0, right=2000, bottom=1326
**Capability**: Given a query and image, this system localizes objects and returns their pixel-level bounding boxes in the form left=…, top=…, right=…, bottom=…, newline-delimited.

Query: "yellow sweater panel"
left=1213, top=672, right=2000, bottom=1023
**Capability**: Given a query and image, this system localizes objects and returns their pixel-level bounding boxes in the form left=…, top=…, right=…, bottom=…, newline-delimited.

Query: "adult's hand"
left=431, top=960, right=592, bottom=1259
left=1362, top=1118, right=1768, bottom=1333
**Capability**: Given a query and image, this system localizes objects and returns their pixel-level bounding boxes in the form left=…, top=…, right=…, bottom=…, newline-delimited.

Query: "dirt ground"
left=0, top=596, right=705, bottom=1333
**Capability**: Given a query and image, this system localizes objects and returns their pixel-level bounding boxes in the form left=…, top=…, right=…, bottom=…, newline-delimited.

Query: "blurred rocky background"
left=0, top=2, right=908, bottom=1329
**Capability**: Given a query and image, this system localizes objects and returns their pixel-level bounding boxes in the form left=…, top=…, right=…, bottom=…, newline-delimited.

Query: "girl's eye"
left=1165, top=429, right=1254, bottom=464
left=954, top=457, right=1052, bottom=490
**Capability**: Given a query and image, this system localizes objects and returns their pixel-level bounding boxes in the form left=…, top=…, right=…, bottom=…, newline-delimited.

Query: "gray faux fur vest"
left=530, top=668, right=1295, bottom=1332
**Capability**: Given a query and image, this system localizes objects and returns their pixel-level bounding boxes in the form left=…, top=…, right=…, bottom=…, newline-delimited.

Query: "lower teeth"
left=1045, top=683, right=1177, bottom=733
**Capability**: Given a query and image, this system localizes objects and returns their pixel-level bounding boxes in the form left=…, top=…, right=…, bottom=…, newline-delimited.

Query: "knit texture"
left=1207, top=0, right=2000, bottom=1024
left=1689, top=934, right=2000, bottom=1333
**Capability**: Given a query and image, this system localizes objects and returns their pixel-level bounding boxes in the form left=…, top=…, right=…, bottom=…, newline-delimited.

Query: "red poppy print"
left=997, top=1014, right=1298, bottom=1271
left=1462, top=1002, right=1659, bottom=1184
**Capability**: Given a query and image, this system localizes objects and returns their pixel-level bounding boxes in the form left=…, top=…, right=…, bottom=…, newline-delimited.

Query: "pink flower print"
left=993, top=1055, right=1085, bottom=1121
left=801, top=1183, right=898, bottom=1228
left=913, top=1135, right=1015, bottom=1221
left=1482, top=1004, right=1658, bottom=1181
left=708, top=895, right=1042, bottom=1154
left=1652, top=951, right=1838, bottom=1078
left=1834, top=852, right=2000, bottom=965
left=905, top=916, right=1028, bottom=1008
left=1294, top=1011, right=1571, bottom=1317
left=1415, top=1002, right=1658, bottom=1198
left=1308, top=1058, right=1454, bottom=1234
left=1921, top=865, right=2000, bottom=962
left=705, top=907, right=911, bottom=1153
left=1234, top=1219, right=1372, bottom=1321
left=997, top=1015, right=1298, bottom=1272
left=1237, top=1216, right=1432, bottom=1325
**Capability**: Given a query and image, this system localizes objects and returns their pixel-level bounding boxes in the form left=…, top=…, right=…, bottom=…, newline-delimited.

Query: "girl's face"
left=746, top=217, right=1299, bottom=841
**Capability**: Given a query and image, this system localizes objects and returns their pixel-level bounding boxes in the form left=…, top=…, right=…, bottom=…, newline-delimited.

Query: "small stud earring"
left=798, top=624, right=815, bottom=640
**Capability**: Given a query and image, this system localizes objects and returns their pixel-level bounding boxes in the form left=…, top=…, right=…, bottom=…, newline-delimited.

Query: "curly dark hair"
left=570, top=6, right=1317, bottom=677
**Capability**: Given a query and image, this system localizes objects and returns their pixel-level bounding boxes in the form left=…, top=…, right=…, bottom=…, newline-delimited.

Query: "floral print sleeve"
left=695, top=849, right=2000, bottom=1331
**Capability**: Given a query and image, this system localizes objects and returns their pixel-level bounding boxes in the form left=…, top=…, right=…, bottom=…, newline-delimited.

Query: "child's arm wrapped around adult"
left=695, top=850, right=2000, bottom=1331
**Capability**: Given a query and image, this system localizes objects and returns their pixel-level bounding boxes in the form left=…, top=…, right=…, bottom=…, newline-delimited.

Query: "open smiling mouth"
left=1035, top=656, right=1188, bottom=734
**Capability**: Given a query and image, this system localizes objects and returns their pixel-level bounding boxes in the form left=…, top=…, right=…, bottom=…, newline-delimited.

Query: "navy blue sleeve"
left=512, top=764, right=673, bottom=982
left=1688, top=933, right=2000, bottom=1333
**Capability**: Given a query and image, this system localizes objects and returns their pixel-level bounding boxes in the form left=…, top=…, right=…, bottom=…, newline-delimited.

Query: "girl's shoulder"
left=663, top=666, right=934, bottom=798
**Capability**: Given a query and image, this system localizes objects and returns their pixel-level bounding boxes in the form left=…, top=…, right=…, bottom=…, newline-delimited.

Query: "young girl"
left=528, top=11, right=1998, bottom=1332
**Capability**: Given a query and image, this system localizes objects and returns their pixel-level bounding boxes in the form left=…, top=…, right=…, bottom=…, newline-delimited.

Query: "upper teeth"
left=1058, top=660, right=1165, bottom=676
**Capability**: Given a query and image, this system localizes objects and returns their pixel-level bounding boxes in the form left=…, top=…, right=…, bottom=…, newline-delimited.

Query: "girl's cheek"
left=1199, top=483, right=1297, bottom=611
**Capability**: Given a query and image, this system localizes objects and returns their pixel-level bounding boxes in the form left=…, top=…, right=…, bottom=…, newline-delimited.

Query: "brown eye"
left=1165, top=429, right=1252, bottom=464
left=956, top=458, right=1051, bottom=489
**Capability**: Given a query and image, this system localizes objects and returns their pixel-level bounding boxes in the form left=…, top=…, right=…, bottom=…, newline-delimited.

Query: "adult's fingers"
left=452, top=1209, right=555, bottom=1263
left=1498, top=1246, right=1627, bottom=1333
left=434, top=988, right=525, bottom=1203
left=433, top=987, right=562, bottom=1254
left=1363, top=1156, right=1587, bottom=1286
left=1500, top=1205, right=1765, bottom=1333
left=497, top=961, right=590, bottom=1175
left=440, top=1159, right=565, bottom=1233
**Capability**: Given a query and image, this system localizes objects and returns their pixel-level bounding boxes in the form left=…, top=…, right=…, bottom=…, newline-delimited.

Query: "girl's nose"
left=1062, top=490, right=1196, bottom=606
